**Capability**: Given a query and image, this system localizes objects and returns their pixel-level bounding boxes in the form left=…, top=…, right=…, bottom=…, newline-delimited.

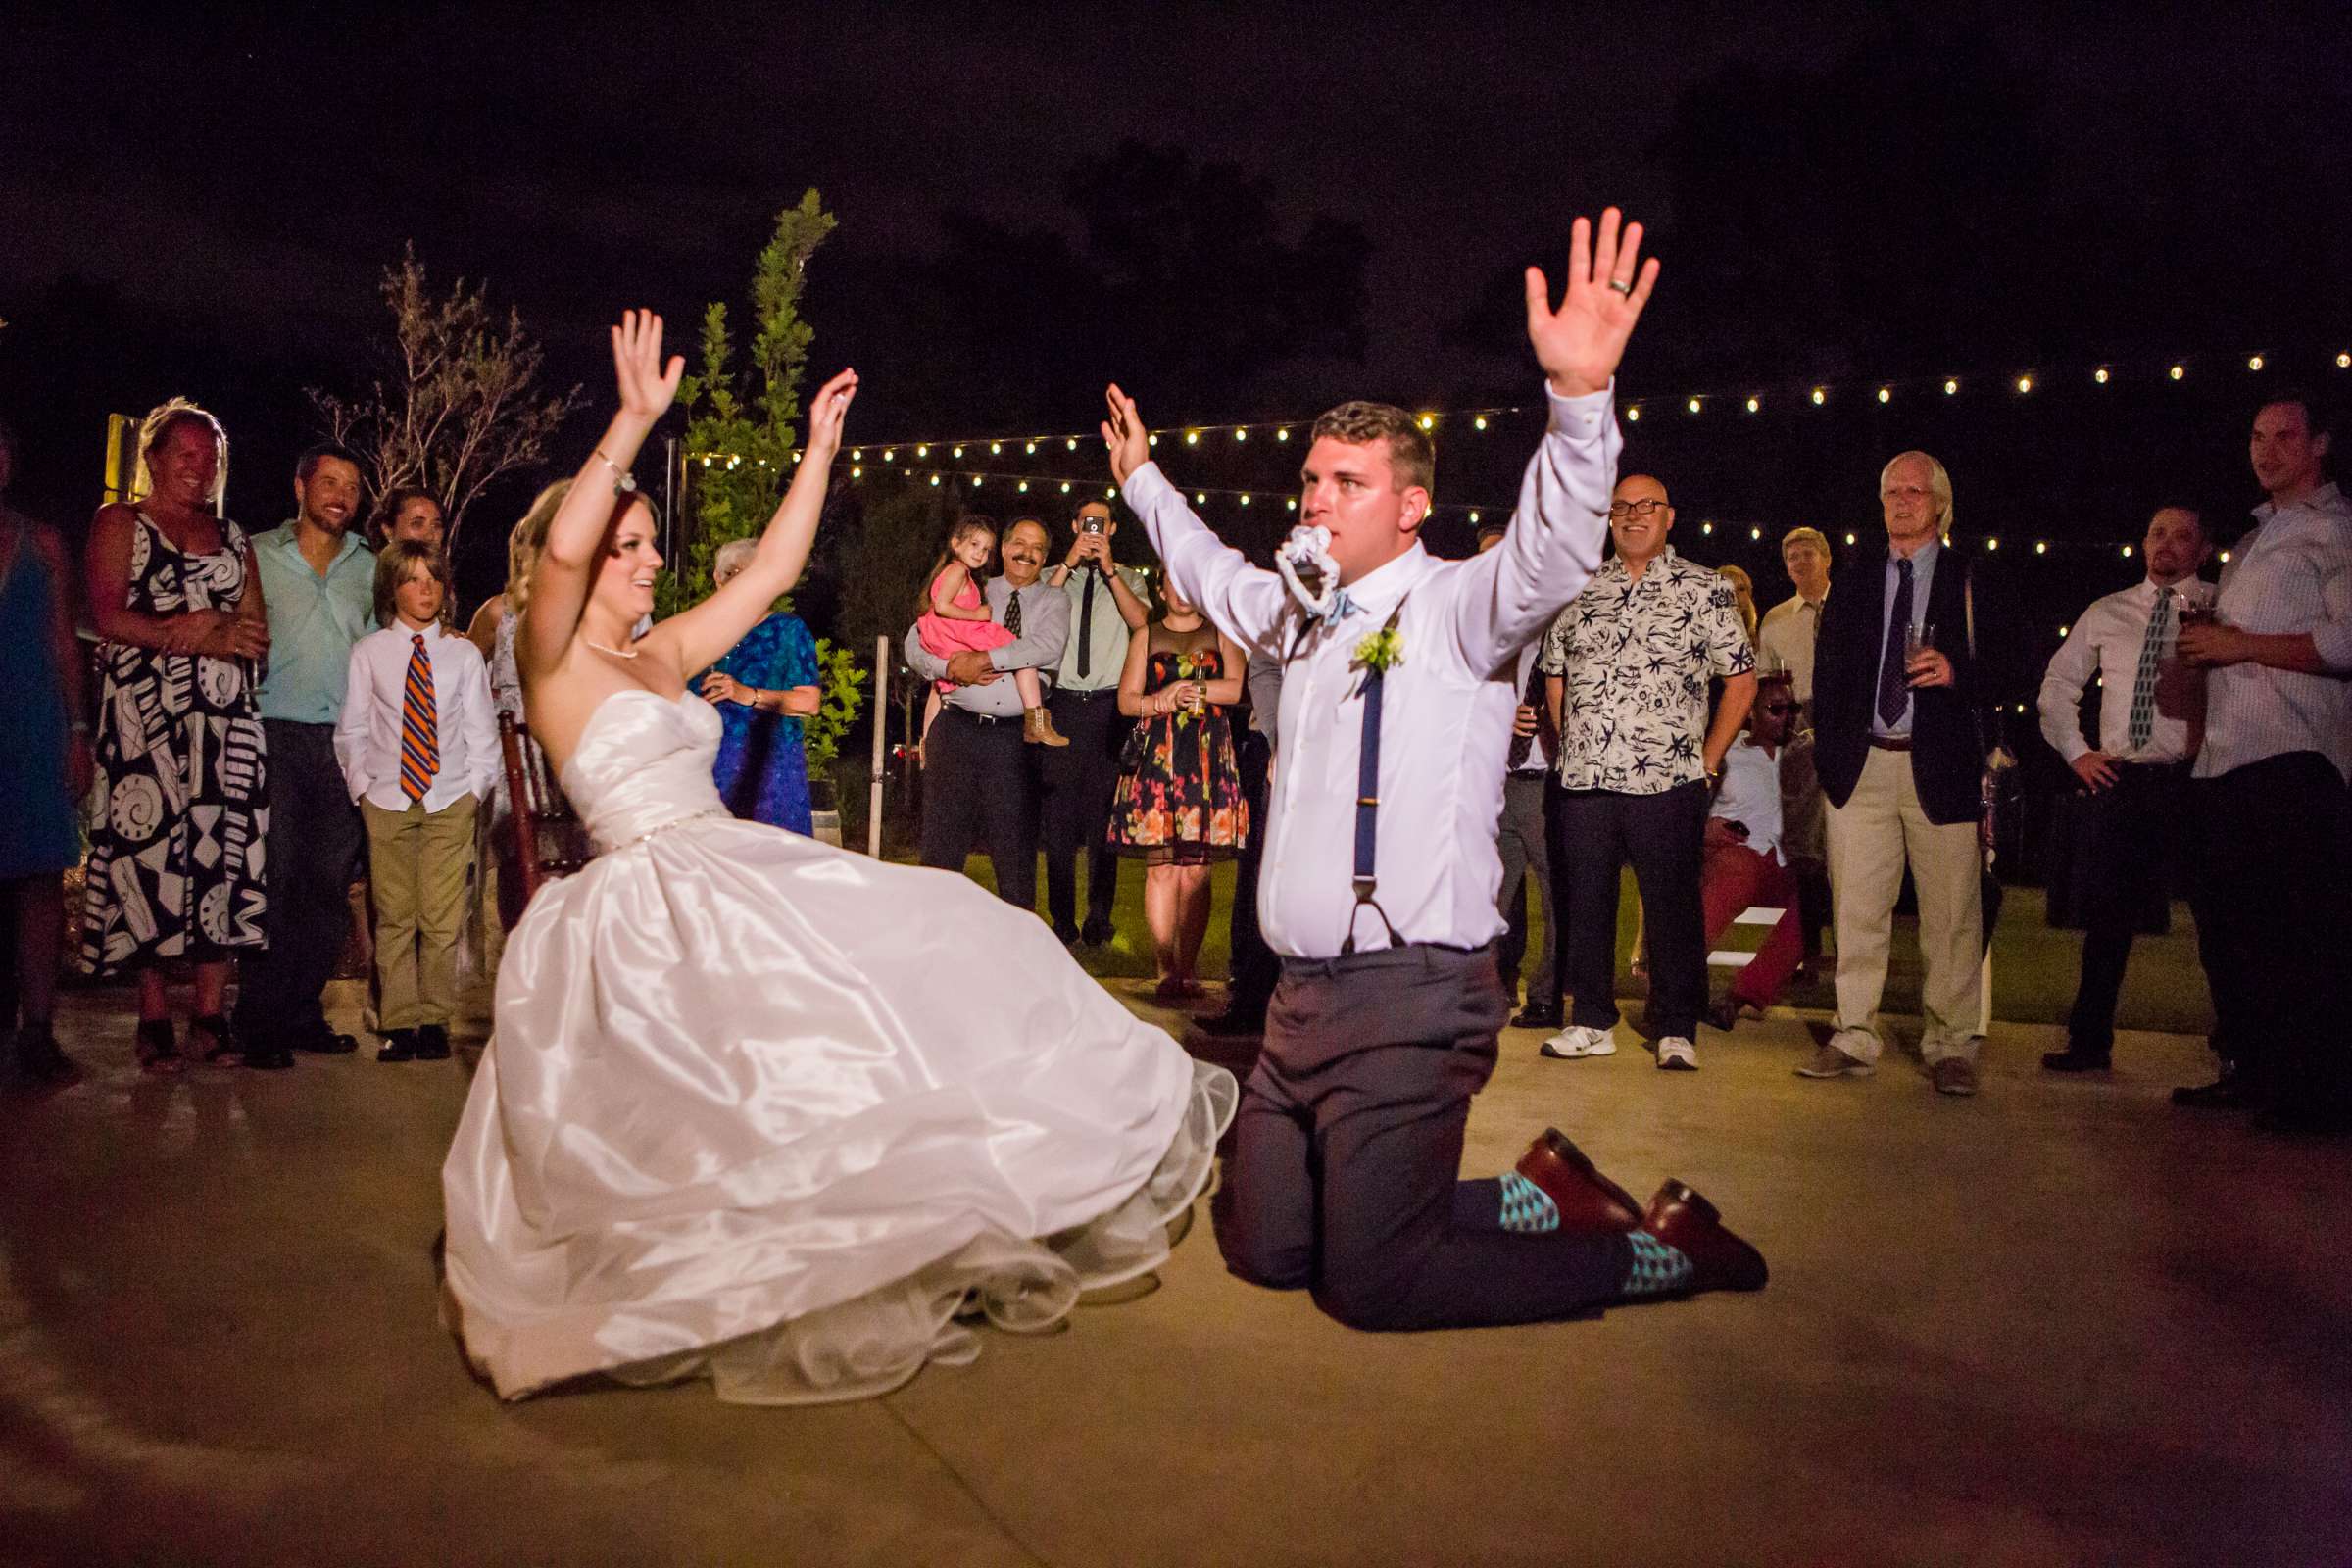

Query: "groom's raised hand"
left=1525, top=208, right=1659, bottom=399
left=1102, top=384, right=1151, bottom=487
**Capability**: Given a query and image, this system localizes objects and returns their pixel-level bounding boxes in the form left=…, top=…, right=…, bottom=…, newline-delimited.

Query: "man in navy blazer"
left=1798, top=451, right=1996, bottom=1095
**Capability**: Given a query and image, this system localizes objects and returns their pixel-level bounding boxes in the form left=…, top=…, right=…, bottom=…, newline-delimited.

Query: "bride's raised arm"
left=517, top=310, right=684, bottom=678
left=643, top=367, right=858, bottom=678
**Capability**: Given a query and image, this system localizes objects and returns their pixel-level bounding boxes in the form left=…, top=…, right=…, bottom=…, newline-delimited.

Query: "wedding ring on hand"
left=1607, top=278, right=1635, bottom=296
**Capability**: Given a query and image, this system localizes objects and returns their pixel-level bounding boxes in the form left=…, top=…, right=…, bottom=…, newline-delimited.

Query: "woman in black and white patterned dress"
left=81, top=402, right=271, bottom=1072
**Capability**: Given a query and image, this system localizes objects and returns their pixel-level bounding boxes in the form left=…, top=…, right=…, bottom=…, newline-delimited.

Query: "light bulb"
left=2247, top=355, right=2264, bottom=371
left=1474, top=416, right=1488, bottom=430
left=1810, top=387, right=1827, bottom=405
left=1877, top=386, right=1891, bottom=403
left=1943, top=378, right=1959, bottom=395
left=1468, top=511, right=1481, bottom=523
left=1986, top=537, right=1998, bottom=550
left=2094, top=367, right=2110, bottom=384
left=1276, top=428, right=1290, bottom=441
left=1844, top=531, right=1857, bottom=545
left=1745, top=396, right=1760, bottom=414
left=1701, top=521, right=1713, bottom=535
left=952, top=446, right=963, bottom=458
left=850, top=466, right=860, bottom=478
left=1059, top=481, right=1071, bottom=493
left=2169, top=364, right=2185, bottom=380
left=1235, top=428, right=1247, bottom=441
left=2122, top=544, right=2134, bottom=557
left=2015, top=375, right=2033, bottom=394
left=1417, top=414, right=1435, bottom=430
left=1688, top=397, right=1701, bottom=414
left=883, top=449, right=895, bottom=462
left=916, top=445, right=928, bottom=458
left=1241, top=494, right=1251, bottom=505
left=1749, top=526, right=1762, bottom=540
left=1185, top=431, right=1199, bottom=445
left=2035, top=541, right=2047, bottom=555
left=1626, top=406, right=1641, bottom=421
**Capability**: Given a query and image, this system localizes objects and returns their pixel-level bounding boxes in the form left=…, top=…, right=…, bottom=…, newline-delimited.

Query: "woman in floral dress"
left=699, top=539, right=822, bottom=835
left=81, top=401, right=270, bottom=1071
left=1109, top=576, right=1248, bottom=1001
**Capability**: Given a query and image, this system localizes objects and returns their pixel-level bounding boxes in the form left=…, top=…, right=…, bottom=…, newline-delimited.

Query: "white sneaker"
left=1541, top=1025, right=1617, bottom=1060
left=1655, top=1036, right=1698, bottom=1071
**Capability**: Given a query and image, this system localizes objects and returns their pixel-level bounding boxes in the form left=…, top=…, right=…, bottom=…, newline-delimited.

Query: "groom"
left=1104, top=211, right=1763, bottom=1330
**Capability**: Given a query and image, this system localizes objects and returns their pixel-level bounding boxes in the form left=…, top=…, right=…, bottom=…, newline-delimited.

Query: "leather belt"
left=944, top=706, right=1009, bottom=726
left=1057, top=686, right=1119, bottom=700
left=1868, top=735, right=1912, bottom=752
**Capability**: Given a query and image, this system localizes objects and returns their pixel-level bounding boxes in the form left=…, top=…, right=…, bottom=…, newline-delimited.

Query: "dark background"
left=4, top=2, right=2346, bottom=699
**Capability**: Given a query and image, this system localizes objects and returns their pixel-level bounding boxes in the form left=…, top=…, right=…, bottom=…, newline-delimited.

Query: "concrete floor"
left=4, top=979, right=2348, bottom=1567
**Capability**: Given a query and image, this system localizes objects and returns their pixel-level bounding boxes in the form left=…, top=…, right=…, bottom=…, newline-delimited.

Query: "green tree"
left=665, top=190, right=864, bottom=770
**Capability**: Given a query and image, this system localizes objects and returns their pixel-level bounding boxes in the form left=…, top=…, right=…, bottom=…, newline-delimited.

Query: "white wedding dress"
left=442, top=688, right=1235, bottom=1404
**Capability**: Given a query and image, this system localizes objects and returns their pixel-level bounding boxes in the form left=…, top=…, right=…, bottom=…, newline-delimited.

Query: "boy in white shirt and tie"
left=334, top=541, right=499, bottom=1062
left=1102, top=211, right=1765, bottom=1332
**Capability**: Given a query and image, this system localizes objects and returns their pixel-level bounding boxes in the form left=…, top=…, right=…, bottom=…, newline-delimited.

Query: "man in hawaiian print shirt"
left=1539, top=473, right=1755, bottom=1071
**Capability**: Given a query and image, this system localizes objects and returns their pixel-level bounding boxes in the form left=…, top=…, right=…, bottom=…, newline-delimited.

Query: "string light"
left=850, top=466, right=860, bottom=478
left=1066, top=437, right=1078, bottom=451
left=1185, top=431, right=1200, bottom=445
left=2060, top=624, right=2070, bottom=637
left=990, top=441, right=1001, bottom=454
left=1277, top=428, right=1291, bottom=441
left=2122, top=544, right=2134, bottom=557
left=928, top=474, right=940, bottom=486
left=2219, top=549, right=2231, bottom=563
left=2094, top=367, right=2110, bottom=384
left=1810, top=387, right=1827, bottom=405
left=1195, top=492, right=1206, bottom=504
left=1417, top=414, right=1436, bottom=430
left=884, top=449, right=895, bottom=463
left=1626, top=406, right=1641, bottom=421
left=1149, top=433, right=1158, bottom=447
left=1235, top=428, right=1247, bottom=441
left=2247, top=355, right=2264, bottom=371
left=1700, top=521, right=1713, bottom=535
left=2339, top=353, right=2351, bottom=369
left=1877, top=386, right=1891, bottom=403
left=1060, top=480, right=1071, bottom=492
left=916, top=445, right=929, bottom=458
left=1844, top=531, right=1857, bottom=545
left=2015, top=375, right=2034, bottom=394
left=2169, top=364, right=2185, bottom=380
left=1688, top=397, right=1702, bottom=414
left=1016, top=479, right=1028, bottom=492
left=1240, top=493, right=1250, bottom=505
left=2035, top=541, right=2048, bottom=554
left=1985, top=537, right=1999, bottom=550
left=1943, top=378, right=1960, bottom=395
left=1749, top=526, right=1763, bottom=540
left=1287, top=499, right=1297, bottom=511
left=1467, top=511, right=1481, bottom=523
left=1745, top=396, right=1761, bottom=414
left=1474, top=416, right=1488, bottom=430
left=850, top=449, right=862, bottom=462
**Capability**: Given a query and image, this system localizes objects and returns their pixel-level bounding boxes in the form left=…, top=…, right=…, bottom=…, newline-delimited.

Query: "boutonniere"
left=1351, top=600, right=1408, bottom=677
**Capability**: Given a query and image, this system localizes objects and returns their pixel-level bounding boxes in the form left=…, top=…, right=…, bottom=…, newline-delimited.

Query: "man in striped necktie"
left=2035, top=505, right=2216, bottom=1074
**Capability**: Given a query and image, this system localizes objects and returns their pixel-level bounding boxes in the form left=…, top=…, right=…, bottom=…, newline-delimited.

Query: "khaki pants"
left=1825, top=746, right=1982, bottom=1063
left=362, top=794, right=478, bottom=1031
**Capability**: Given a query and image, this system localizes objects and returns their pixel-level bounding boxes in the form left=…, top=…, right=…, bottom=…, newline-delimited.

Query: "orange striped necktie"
left=399, top=633, right=439, bottom=804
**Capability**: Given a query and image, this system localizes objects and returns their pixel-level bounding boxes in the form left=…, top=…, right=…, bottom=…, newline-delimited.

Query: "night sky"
left=5, top=3, right=2347, bottom=653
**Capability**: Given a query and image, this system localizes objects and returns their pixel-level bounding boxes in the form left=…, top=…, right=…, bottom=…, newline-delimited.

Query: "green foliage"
left=833, top=482, right=956, bottom=659
left=804, top=636, right=866, bottom=773
left=660, top=189, right=839, bottom=617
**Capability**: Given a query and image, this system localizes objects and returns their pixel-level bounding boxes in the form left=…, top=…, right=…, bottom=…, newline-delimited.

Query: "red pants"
left=1701, top=843, right=1803, bottom=1009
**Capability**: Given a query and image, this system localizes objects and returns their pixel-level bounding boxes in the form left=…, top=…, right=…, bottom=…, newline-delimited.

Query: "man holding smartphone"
left=1800, top=451, right=1993, bottom=1095
left=1041, top=500, right=1150, bottom=945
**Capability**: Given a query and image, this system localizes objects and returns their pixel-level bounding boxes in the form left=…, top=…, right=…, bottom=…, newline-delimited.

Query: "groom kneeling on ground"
left=1104, top=210, right=1764, bottom=1332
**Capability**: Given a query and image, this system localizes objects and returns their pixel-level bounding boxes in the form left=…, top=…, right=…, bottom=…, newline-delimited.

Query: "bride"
left=442, top=312, right=1235, bottom=1405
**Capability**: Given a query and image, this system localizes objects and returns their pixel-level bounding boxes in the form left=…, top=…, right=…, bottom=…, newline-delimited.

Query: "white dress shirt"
left=1709, top=736, right=1784, bottom=859
left=2195, top=482, right=2352, bottom=782
left=2036, top=576, right=2215, bottom=765
left=1757, top=592, right=1825, bottom=704
left=902, top=577, right=1072, bottom=719
left=1124, top=383, right=1618, bottom=958
left=334, top=619, right=500, bottom=812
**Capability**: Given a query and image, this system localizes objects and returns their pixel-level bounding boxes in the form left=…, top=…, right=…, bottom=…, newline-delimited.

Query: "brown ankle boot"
left=1025, top=706, right=1071, bottom=746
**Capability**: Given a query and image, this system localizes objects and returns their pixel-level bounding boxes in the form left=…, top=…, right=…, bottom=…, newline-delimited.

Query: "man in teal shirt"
left=232, top=445, right=375, bottom=1068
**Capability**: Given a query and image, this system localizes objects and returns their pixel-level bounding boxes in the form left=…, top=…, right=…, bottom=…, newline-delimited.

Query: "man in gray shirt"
left=904, top=515, right=1071, bottom=910
left=1039, top=499, right=1150, bottom=944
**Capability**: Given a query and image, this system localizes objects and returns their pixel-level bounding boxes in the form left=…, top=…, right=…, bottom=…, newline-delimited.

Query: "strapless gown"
left=442, top=689, right=1235, bottom=1404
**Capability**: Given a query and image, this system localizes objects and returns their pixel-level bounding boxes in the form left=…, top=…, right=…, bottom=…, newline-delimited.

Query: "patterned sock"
left=1496, top=1171, right=1560, bottom=1234
left=1620, top=1230, right=1695, bottom=1296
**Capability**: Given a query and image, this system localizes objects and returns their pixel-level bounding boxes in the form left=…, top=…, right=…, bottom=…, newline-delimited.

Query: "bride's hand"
left=612, top=310, right=684, bottom=424
left=804, top=368, right=858, bottom=460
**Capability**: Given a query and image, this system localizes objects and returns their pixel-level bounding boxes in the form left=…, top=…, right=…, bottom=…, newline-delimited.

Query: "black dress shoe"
left=243, top=1040, right=296, bottom=1071
left=294, top=1028, right=359, bottom=1055
left=2173, top=1061, right=2257, bottom=1109
left=377, top=1030, right=417, bottom=1064
left=1052, top=922, right=1081, bottom=946
left=1510, top=1003, right=1564, bottom=1031
left=2042, top=1046, right=2112, bottom=1074
left=413, top=1024, right=451, bottom=1061
left=1080, top=918, right=1116, bottom=947
left=13, top=1024, right=83, bottom=1086
left=1198, top=1009, right=1266, bottom=1039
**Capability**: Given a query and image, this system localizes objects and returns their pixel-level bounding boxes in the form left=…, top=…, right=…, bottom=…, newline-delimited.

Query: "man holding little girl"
left=904, top=514, right=1072, bottom=910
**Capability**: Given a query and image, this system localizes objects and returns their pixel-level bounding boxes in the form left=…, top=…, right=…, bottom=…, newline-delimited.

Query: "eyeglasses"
left=1760, top=702, right=1799, bottom=715
left=1607, top=499, right=1670, bottom=519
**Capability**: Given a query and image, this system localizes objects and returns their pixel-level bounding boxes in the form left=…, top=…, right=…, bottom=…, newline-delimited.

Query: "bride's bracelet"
left=593, top=449, right=638, bottom=496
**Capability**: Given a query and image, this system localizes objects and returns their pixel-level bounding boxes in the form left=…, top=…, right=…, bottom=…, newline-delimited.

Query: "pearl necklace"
left=584, top=638, right=640, bottom=660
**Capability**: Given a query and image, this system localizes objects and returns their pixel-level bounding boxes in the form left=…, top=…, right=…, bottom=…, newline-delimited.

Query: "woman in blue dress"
left=697, top=538, right=823, bottom=834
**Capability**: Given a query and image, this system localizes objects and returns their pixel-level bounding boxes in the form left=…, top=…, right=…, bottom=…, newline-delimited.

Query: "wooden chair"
left=497, top=713, right=591, bottom=922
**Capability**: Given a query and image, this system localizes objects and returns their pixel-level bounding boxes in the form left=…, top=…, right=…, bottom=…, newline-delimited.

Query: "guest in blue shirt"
left=231, top=444, right=378, bottom=1068
left=698, top=539, right=822, bottom=835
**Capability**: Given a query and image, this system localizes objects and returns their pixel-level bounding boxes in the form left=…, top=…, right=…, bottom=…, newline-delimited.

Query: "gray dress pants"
left=1213, top=942, right=1631, bottom=1330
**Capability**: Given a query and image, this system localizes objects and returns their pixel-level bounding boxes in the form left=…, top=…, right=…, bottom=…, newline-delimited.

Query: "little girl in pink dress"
left=917, top=515, right=1067, bottom=750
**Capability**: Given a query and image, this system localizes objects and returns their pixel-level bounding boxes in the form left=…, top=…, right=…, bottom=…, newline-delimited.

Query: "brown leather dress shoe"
left=1513, top=1129, right=1643, bottom=1234
left=1642, top=1180, right=1768, bottom=1293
